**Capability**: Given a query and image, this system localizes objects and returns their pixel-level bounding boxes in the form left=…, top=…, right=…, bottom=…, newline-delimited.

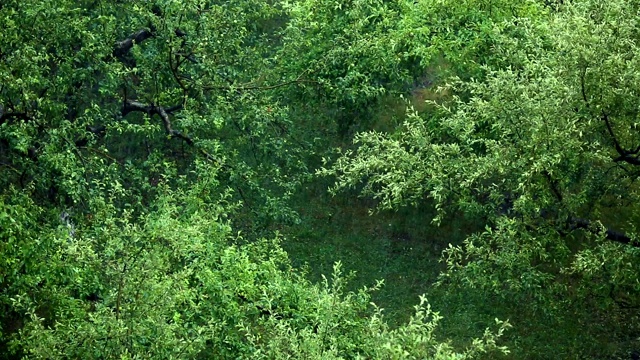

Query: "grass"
left=276, top=77, right=640, bottom=358
left=283, top=194, right=444, bottom=323
left=282, top=182, right=640, bottom=359
left=281, top=183, right=506, bottom=338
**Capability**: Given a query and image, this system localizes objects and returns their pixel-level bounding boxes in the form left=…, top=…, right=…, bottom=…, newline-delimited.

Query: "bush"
left=1, top=186, right=509, bottom=359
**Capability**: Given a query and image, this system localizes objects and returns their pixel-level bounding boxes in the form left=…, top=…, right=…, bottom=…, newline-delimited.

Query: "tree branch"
left=603, top=112, right=625, bottom=155
left=568, top=217, right=638, bottom=247
left=543, top=170, right=563, bottom=203
left=122, top=99, right=191, bottom=144
left=0, top=104, right=32, bottom=125
left=602, top=112, right=640, bottom=165
left=113, top=28, right=155, bottom=60
left=168, top=45, right=189, bottom=103
left=580, top=66, right=589, bottom=106
left=121, top=99, right=219, bottom=163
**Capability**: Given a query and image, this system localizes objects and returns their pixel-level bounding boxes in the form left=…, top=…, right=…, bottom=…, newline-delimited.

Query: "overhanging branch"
left=121, top=99, right=218, bottom=163
left=122, top=100, right=190, bottom=144
left=602, top=112, right=640, bottom=165
left=568, top=217, right=638, bottom=247
left=113, top=28, right=155, bottom=60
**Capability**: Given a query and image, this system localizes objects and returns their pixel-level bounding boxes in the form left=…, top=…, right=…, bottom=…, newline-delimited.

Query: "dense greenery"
left=1, top=0, right=639, bottom=358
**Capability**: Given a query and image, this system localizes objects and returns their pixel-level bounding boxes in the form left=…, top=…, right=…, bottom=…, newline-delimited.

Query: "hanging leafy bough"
left=0, top=182, right=511, bottom=359
left=0, top=0, right=313, bottom=230
left=323, top=0, right=640, bottom=334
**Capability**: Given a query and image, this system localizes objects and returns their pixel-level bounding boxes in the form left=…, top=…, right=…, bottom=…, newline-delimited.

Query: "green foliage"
left=324, top=0, right=640, bottom=325
left=0, top=0, right=309, bottom=232
left=0, top=184, right=509, bottom=359
left=275, top=0, right=544, bottom=138
left=8, top=0, right=640, bottom=357
left=1, top=0, right=520, bottom=350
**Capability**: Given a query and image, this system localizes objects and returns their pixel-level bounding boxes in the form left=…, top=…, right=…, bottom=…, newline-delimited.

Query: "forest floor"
left=282, top=184, right=639, bottom=359
left=279, top=90, right=639, bottom=359
left=282, top=186, right=509, bottom=345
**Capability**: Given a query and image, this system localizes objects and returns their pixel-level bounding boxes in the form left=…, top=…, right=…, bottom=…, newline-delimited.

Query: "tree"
left=0, top=0, right=514, bottom=358
left=275, top=0, right=543, bottom=137
left=0, top=174, right=511, bottom=359
left=0, top=0, right=312, bottom=233
left=324, top=0, right=640, bottom=327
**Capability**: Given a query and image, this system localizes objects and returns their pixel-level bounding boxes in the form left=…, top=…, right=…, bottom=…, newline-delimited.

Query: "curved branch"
left=603, top=112, right=625, bottom=155
left=113, top=28, right=155, bottom=60
left=121, top=99, right=219, bottom=163
left=580, top=66, right=589, bottom=106
left=543, top=170, right=563, bottom=203
left=568, top=217, right=638, bottom=247
left=122, top=99, right=190, bottom=142
left=602, top=112, right=640, bottom=165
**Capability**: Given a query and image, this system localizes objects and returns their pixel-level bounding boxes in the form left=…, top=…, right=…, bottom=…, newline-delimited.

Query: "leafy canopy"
left=0, top=0, right=517, bottom=358
left=324, top=0, right=640, bottom=306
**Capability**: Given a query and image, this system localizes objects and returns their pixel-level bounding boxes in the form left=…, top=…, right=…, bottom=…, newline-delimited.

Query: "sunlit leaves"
left=324, top=0, right=640, bottom=308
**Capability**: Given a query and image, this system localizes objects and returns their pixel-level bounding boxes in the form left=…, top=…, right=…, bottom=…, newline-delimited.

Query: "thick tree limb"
left=113, top=28, right=154, bottom=60
left=613, top=152, right=640, bottom=166
left=602, top=112, right=640, bottom=165
left=122, top=100, right=191, bottom=144
left=568, top=217, right=638, bottom=247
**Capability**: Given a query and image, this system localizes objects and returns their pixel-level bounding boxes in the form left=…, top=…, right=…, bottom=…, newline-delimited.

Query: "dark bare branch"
left=603, top=112, right=625, bottom=155
left=122, top=99, right=191, bottom=143
left=602, top=112, right=640, bottom=165
left=543, top=170, right=563, bottom=203
left=0, top=111, right=31, bottom=125
left=156, top=105, right=193, bottom=145
left=122, top=100, right=221, bottom=165
left=568, top=217, right=638, bottom=247
left=168, top=46, right=189, bottom=102
left=121, top=100, right=220, bottom=164
left=113, top=28, right=155, bottom=60
left=580, top=66, right=589, bottom=106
